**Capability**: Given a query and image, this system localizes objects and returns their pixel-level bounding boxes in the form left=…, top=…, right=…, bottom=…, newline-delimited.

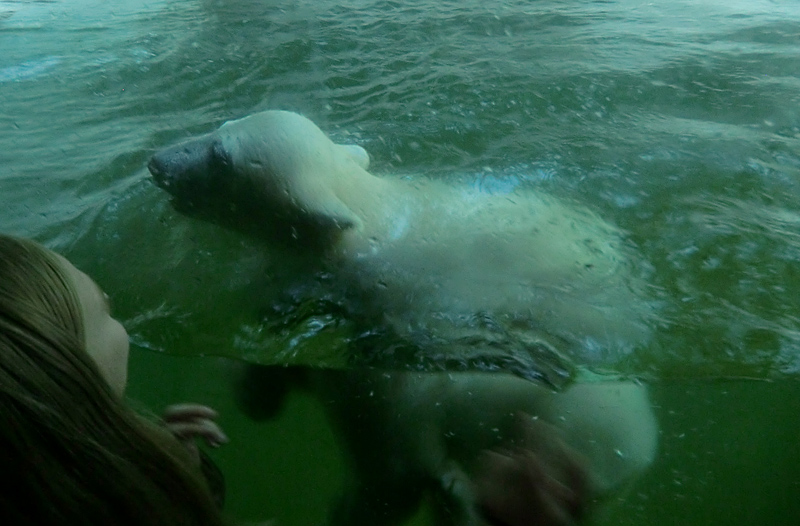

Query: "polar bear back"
left=332, top=175, right=653, bottom=360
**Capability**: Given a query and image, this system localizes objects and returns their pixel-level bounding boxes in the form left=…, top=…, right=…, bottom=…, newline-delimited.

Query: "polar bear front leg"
left=537, top=380, right=659, bottom=495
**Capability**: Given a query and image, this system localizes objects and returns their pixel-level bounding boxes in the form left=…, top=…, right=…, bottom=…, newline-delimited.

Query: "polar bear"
left=148, top=110, right=659, bottom=525
left=149, top=110, right=657, bottom=375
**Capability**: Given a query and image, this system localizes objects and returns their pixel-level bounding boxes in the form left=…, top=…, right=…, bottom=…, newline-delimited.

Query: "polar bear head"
left=148, top=110, right=370, bottom=245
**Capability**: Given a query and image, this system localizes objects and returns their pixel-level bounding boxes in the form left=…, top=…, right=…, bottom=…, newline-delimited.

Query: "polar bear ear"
left=295, top=187, right=364, bottom=232
left=338, top=144, right=370, bottom=170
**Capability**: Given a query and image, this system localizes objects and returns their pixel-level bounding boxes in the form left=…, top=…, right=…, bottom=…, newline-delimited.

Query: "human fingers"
left=476, top=442, right=586, bottom=526
left=162, top=403, right=219, bottom=423
left=515, top=412, right=590, bottom=510
left=517, top=449, right=581, bottom=525
left=166, top=417, right=229, bottom=447
left=476, top=449, right=561, bottom=526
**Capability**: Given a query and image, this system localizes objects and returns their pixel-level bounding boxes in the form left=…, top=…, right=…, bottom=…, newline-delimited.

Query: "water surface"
left=2, top=1, right=799, bottom=524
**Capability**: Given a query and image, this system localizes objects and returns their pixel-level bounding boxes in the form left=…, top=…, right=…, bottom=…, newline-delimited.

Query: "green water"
left=2, top=0, right=800, bottom=524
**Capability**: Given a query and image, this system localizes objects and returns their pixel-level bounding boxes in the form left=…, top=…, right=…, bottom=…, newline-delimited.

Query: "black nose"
left=148, top=153, right=173, bottom=189
left=148, top=155, right=164, bottom=179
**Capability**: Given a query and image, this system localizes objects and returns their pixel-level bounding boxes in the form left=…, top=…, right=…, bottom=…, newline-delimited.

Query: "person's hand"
left=474, top=414, right=589, bottom=526
left=162, top=404, right=229, bottom=464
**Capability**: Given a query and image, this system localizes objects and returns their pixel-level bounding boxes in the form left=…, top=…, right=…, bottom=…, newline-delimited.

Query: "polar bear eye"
left=210, top=139, right=232, bottom=169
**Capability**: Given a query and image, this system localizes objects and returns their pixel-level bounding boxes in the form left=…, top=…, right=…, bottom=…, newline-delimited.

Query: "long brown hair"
left=0, top=234, right=228, bottom=526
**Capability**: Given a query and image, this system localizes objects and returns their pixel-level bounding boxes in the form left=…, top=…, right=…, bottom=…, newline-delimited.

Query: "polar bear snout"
left=149, top=136, right=234, bottom=206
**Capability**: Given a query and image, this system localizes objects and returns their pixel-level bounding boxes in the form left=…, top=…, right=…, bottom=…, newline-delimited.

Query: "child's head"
left=0, top=233, right=226, bottom=526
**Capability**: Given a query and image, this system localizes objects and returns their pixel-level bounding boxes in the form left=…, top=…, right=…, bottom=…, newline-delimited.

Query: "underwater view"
left=2, top=0, right=799, bottom=524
